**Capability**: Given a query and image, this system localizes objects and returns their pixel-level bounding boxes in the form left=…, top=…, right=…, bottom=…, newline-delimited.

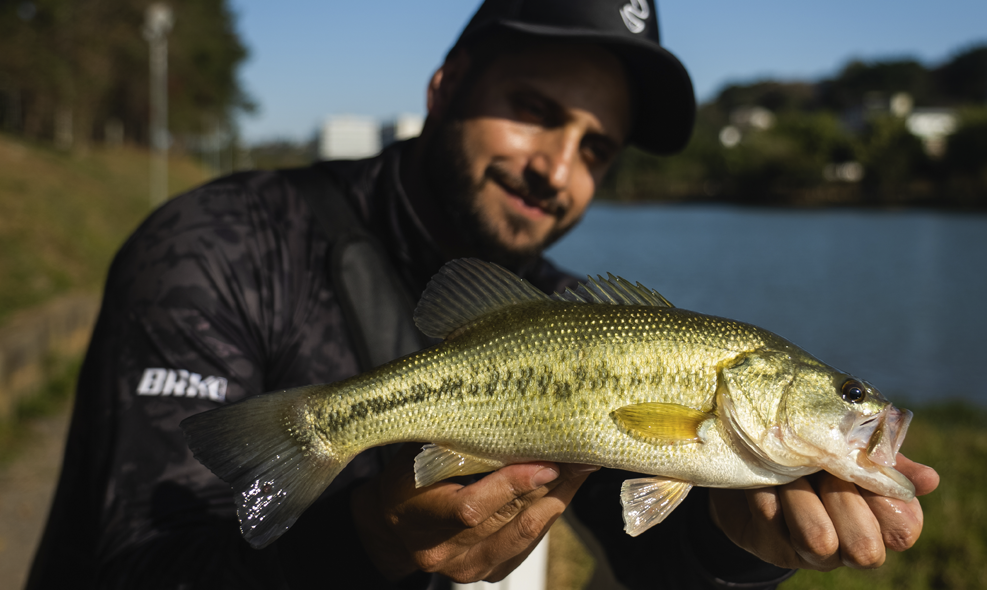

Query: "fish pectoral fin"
left=414, top=443, right=506, bottom=488
left=611, top=402, right=714, bottom=444
left=620, top=476, right=694, bottom=537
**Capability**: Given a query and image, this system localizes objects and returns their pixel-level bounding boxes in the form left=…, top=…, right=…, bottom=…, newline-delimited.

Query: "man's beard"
left=422, top=118, right=579, bottom=270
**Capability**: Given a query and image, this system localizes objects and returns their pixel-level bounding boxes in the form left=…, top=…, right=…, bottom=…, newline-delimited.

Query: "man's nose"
left=529, top=126, right=581, bottom=192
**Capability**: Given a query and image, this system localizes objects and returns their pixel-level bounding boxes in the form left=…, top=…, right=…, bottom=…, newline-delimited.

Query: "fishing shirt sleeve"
left=40, top=172, right=430, bottom=589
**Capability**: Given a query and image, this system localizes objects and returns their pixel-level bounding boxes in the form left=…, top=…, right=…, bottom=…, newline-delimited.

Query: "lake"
left=546, top=203, right=987, bottom=407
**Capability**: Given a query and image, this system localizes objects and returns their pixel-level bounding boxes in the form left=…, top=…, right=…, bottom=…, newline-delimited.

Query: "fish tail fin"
left=180, top=385, right=347, bottom=549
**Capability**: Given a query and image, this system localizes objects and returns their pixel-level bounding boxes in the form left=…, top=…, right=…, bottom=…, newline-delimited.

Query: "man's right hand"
left=350, top=444, right=598, bottom=583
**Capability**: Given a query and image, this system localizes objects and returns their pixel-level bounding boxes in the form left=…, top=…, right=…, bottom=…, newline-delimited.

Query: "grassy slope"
left=0, top=134, right=214, bottom=325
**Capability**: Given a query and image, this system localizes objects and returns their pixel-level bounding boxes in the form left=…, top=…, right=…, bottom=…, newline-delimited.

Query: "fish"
left=180, top=258, right=915, bottom=549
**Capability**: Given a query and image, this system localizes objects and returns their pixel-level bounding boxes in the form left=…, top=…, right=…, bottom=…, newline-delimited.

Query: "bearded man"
left=29, top=1, right=937, bottom=588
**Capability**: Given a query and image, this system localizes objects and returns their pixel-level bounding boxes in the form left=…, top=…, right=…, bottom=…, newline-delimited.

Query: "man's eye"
left=583, top=141, right=615, bottom=165
left=517, top=100, right=547, bottom=122
left=513, top=95, right=559, bottom=126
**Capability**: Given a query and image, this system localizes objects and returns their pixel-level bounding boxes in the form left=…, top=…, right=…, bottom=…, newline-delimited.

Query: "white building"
left=381, top=113, right=424, bottom=146
left=906, top=108, right=957, bottom=158
left=320, top=115, right=381, bottom=160
left=730, top=106, right=775, bottom=131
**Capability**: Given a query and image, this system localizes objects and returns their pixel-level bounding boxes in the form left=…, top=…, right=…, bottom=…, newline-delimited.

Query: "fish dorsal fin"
left=552, top=274, right=674, bottom=308
left=414, top=258, right=550, bottom=340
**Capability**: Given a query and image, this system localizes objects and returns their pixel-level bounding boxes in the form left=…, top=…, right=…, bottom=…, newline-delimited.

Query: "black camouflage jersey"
left=28, top=140, right=792, bottom=589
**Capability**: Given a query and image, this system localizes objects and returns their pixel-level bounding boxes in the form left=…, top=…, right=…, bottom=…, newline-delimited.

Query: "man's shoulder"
left=147, top=169, right=294, bottom=233
left=106, top=168, right=325, bottom=297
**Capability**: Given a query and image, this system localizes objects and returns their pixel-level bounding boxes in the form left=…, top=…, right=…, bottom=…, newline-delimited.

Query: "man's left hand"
left=708, top=454, right=940, bottom=571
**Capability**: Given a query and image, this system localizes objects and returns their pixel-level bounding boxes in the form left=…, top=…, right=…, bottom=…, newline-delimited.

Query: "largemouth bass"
left=181, top=258, right=914, bottom=549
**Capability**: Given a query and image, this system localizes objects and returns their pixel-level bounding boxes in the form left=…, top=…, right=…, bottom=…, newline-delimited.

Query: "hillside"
left=0, top=134, right=214, bottom=325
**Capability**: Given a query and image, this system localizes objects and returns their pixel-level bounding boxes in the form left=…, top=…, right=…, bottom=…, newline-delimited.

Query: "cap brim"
left=460, top=20, right=696, bottom=155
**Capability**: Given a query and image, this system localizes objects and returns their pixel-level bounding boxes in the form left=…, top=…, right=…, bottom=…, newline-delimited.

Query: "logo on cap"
left=620, top=0, right=650, bottom=34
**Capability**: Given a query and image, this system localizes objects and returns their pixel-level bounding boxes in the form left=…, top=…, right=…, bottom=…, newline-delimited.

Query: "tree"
left=0, top=0, right=252, bottom=148
left=819, top=59, right=933, bottom=111
left=942, top=107, right=987, bottom=206
left=934, top=44, right=987, bottom=106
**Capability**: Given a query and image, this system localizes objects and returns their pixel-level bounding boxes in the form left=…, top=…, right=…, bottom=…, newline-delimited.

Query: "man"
left=29, top=1, right=937, bottom=588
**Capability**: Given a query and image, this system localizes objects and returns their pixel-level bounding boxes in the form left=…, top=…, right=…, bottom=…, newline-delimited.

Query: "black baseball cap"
left=450, top=0, right=696, bottom=155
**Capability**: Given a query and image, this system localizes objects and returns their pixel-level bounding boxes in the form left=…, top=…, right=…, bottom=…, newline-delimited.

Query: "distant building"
left=320, top=115, right=381, bottom=160
left=842, top=91, right=914, bottom=133
left=906, top=108, right=957, bottom=158
left=381, top=113, right=424, bottom=147
left=730, top=106, right=775, bottom=131
left=838, top=92, right=959, bottom=156
left=719, top=105, right=775, bottom=148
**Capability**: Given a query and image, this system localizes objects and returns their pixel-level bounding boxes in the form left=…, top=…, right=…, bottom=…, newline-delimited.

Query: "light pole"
left=144, top=4, right=173, bottom=206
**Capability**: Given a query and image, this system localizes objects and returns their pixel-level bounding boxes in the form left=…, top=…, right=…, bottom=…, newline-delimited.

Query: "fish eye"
left=841, top=379, right=867, bottom=404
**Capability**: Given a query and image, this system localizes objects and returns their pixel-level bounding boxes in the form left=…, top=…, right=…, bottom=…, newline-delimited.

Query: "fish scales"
left=298, top=302, right=766, bottom=476
left=181, top=258, right=916, bottom=548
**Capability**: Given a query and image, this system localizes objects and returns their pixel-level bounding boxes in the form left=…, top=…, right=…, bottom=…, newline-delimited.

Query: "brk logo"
left=136, top=368, right=227, bottom=402
left=620, top=0, right=650, bottom=34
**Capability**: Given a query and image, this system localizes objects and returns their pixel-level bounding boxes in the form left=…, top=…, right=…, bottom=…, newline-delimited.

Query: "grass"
left=0, top=133, right=214, bottom=458
left=0, top=133, right=214, bottom=326
left=0, top=354, right=81, bottom=465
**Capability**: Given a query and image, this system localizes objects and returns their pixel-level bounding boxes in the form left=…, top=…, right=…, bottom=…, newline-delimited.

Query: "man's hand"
left=709, top=454, right=940, bottom=571
left=350, top=444, right=599, bottom=583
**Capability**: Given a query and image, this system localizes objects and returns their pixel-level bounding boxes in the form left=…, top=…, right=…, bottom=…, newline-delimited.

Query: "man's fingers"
left=461, top=464, right=599, bottom=582
left=895, top=454, right=940, bottom=496
left=850, top=454, right=931, bottom=552
left=380, top=444, right=562, bottom=528
left=707, top=488, right=750, bottom=536
left=448, top=462, right=561, bottom=528
left=861, top=490, right=924, bottom=552
left=815, top=475, right=885, bottom=569
left=777, top=478, right=840, bottom=571
left=706, top=457, right=937, bottom=576
left=710, top=486, right=806, bottom=570
left=494, top=464, right=597, bottom=545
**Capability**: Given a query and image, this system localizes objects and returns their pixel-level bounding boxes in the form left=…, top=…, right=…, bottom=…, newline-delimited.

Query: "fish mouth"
left=847, top=405, right=912, bottom=469
left=821, top=404, right=915, bottom=500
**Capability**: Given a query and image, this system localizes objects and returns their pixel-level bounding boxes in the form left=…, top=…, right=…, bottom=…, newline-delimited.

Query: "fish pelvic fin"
left=553, top=274, right=674, bottom=308
left=611, top=402, right=714, bottom=444
left=180, top=385, right=346, bottom=549
left=414, top=443, right=507, bottom=487
left=620, top=476, right=694, bottom=536
left=414, top=259, right=551, bottom=340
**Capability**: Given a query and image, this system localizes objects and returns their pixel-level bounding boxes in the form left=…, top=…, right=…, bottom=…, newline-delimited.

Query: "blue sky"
left=228, top=1, right=987, bottom=144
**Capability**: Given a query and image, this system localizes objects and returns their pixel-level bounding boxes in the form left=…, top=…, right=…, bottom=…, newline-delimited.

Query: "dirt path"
left=0, top=404, right=71, bottom=589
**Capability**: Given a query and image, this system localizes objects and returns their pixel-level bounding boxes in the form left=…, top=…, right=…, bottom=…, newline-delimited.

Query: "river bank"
left=0, top=400, right=70, bottom=588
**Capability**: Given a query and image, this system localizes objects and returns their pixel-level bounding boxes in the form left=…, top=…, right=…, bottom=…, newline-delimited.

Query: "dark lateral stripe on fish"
left=318, top=363, right=679, bottom=437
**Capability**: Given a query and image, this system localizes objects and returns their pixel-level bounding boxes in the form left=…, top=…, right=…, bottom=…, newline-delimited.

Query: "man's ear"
left=427, top=49, right=471, bottom=119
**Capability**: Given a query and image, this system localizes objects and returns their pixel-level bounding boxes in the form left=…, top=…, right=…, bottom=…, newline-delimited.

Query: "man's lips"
left=493, top=178, right=558, bottom=219
left=486, top=163, right=563, bottom=220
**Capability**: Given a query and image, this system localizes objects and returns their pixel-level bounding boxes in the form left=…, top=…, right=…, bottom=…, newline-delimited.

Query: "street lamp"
left=143, top=4, right=173, bottom=205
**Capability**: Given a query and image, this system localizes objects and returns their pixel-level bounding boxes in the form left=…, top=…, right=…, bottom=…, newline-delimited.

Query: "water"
left=546, top=203, right=987, bottom=407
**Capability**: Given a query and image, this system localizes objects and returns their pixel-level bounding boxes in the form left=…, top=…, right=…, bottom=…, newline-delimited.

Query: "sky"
left=227, top=1, right=987, bottom=144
